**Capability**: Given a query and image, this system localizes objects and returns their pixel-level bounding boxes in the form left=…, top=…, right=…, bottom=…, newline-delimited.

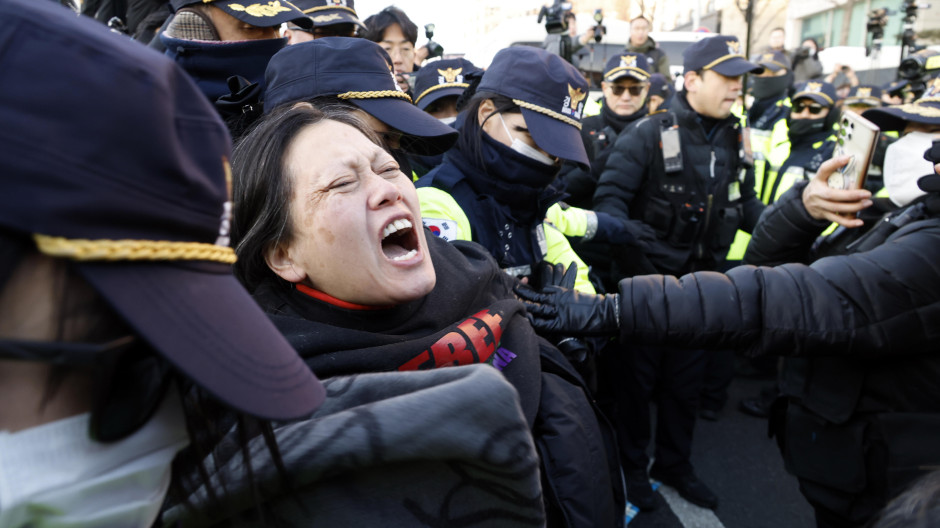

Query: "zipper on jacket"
left=697, top=193, right=714, bottom=259
left=709, top=150, right=716, bottom=178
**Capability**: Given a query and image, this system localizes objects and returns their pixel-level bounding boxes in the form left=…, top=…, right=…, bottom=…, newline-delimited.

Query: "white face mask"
left=884, top=131, right=935, bottom=206
left=497, top=113, right=556, bottom=165
left=438, top=116, right=457, bottom=125
left=0, top=388, right=189, bottom=528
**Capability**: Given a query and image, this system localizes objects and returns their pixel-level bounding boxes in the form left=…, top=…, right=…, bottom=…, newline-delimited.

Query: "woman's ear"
left=477, top=98, right=496, bottom=125
left=264, top=242, right=305, bottom=284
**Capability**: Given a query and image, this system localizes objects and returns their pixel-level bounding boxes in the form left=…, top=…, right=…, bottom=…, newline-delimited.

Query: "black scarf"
left=455, top=132, right=564, bottom=222
left=601, top=101, right=648, bottom=135
left=252, top=235, right=544, bottom=425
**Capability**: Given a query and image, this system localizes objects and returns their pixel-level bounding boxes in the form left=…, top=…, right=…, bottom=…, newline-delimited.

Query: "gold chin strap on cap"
left=701, top=54, right=746, bottom=72
left=338, top=90, right=413, bottom=103
left=414, top=83, right=470, bottom=106
left=34, top=235, right=237, bottom=264
left=512, top=99, right=582, bottom=129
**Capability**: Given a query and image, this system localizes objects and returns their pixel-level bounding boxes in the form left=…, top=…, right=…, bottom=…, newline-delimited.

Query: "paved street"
left=625, top=376, right=816, bottom=528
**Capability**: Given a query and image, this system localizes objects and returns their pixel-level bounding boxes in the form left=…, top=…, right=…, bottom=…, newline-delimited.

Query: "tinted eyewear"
left=610, top=84, right=647, bottom=97
left=792, top=102, right=825, bottom=115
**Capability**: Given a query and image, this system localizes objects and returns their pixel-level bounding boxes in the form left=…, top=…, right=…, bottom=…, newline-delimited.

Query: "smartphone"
left=828, top=110, right=880, bottom=191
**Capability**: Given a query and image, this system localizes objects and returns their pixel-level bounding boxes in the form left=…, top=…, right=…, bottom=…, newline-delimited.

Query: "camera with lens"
left=866, top=8, right=889, bottom=39
left=538, top=0, right=572, bottom=35
left=592, top=9, right=606, bottom=43
left=424, top=23, right=443, bottom=60
left=898, top=48, right=940, bottom=98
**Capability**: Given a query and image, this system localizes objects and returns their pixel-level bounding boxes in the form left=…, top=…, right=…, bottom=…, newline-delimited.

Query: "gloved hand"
left=532, top=260, right=578, bottom=291
left=593, top=211, right=658, bottom=250
left=515, top=262, right=622, bottom=336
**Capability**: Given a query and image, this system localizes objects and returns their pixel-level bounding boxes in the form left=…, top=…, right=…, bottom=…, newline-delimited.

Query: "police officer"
left=648, top=72, right=674, bottom=113
left=409, top=57, right=484, bottom=177
left=159, top=0, right=313, bottom=137
left=284, top=0, right=366, bottom=44
left=748, top=50, right=794, bottom=187
left=262, top=37, right=458, bottom=178
left=592, top=35, right=765, bottom=511
left=765, top=81, right=840, bottom=203
left=723, top=50, right=794, bottom=265
left=561, top=52, right=653, bottom=209
left=414, top=46, right=598, bottom=294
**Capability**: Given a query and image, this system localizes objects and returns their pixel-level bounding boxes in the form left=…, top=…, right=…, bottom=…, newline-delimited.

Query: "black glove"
left=532, top=260, right=578, bottom=290
left=526, top=263, right=597, bottom=363
left=593, top=211, right=657, bottom=249
left=515, top=263, right=622, bottom=336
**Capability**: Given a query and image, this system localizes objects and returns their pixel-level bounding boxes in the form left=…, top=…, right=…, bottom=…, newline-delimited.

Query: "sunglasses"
left=792, top=101, right=826, bottom=115
left=610, top=84, right=647, bottom=97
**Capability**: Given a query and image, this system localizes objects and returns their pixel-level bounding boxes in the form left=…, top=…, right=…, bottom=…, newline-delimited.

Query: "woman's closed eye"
left=326, top=176, right=357, bottom=191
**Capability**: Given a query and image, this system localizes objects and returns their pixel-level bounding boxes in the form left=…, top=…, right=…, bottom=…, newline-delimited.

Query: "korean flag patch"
left=422, top=217, right=458, bottom=241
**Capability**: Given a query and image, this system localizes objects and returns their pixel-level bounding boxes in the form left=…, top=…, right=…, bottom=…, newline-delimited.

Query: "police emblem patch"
left=620, top=55, right=637, bottom=68
left=227, top=1, right=291, bottom=17
left=438, top=67, right=463, bottom=84
left=562, top=84, right=586, bottom=119
left=726, top=39, right=741, bottom=55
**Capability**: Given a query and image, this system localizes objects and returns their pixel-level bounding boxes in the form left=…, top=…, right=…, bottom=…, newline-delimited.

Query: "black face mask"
left=750, top=72, right=793, bottom=100
left=787, top=116, right=827, bottom=139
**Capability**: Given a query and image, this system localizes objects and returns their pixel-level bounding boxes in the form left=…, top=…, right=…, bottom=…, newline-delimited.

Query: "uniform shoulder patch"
left=422, top=217, right=459, bottom=242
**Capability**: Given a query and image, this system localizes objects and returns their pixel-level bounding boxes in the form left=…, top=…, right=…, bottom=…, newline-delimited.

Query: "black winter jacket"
left=256, top=236, right=625, bottom=528
left=593, top=92, right=764, bottom=275
left=614, top=183, right=940, bottom=510
left=560, top=103, right=648, bottom=209
left=616, top=183, right=940, bottom=357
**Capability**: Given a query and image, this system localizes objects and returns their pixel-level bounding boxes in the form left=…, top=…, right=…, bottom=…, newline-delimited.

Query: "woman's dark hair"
left=230, top=103, right=381, bottom=293
left=872, top=470, right=940, bottom=528
left=455, top=92, right=520, bottom=174
left=362, top=6, right=417, bottom=44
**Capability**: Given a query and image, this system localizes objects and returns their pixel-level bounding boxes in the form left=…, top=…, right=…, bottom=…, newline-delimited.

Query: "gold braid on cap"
left=793, top=91, right=834, bottom=105
left=512, top=99, right=582, bottom=129
left=34, top=235, right=237, bottom=264
left=701, top=54, right=747, bottom=71
left=303, top=4, right=357, bottom=14
left=895, top=103, right=940, bottom=117
left=338, top=90, right=413, bottom=103
left=414, top=82, right=469, bottom=105
left=604, top=66, right=650, bottom=82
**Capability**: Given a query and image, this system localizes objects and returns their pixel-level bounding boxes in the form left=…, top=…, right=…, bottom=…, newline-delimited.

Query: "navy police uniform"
left=416, top=46, right=598, bottom=294
left=592, top=36, right=765, bottom=510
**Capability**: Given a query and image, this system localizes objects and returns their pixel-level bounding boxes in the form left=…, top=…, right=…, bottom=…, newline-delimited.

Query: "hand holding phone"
left=806, top=155, right=873, bottom=228
left=828, top=110, right=880, bottom=191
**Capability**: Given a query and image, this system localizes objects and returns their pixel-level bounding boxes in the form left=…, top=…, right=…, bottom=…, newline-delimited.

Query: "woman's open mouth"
left=381, top=218, right=420, bottom=261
